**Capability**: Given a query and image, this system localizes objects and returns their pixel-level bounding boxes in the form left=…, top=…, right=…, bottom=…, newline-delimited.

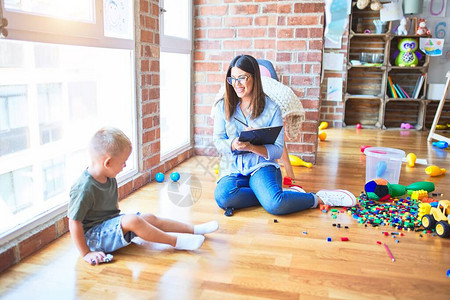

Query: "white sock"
left=193, top=220, right=219, bottom=235
left=172, top=233, right=205, bottom=250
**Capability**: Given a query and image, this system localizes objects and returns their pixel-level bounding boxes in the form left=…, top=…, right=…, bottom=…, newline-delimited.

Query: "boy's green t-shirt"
left=68, top=170, right=120, bottom=233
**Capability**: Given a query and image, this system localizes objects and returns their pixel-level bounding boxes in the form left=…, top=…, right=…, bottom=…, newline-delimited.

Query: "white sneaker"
left=316, top=189, right=357, bottom=207
left=286, top=185, right=306, bottom=193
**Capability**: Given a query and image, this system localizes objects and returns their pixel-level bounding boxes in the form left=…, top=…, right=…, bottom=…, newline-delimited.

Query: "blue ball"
left=170, top=172, right=180, bottom=182
left=155, top=172, right=165, bottom=183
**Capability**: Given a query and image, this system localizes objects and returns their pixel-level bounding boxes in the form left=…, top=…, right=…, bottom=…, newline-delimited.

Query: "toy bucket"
left=364, top=147, right=405, bottom=184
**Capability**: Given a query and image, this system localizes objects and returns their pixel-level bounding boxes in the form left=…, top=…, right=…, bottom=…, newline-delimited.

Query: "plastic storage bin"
left=364, top=147, right=405, bottom=184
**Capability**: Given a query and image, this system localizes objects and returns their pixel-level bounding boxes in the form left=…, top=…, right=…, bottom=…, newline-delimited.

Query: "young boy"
left=68, top=127, right=219, bottom=265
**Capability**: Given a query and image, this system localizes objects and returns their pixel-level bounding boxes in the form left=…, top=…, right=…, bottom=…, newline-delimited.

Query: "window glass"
left=42, top=157, right=65, bottom=200
left=162, top=0, right=189, bottom=39
left=38, top=83, right=63, bottom=145
left=160, top=0, right=192, bottom=157
left=0, top=166, right=33, bottom=215
left=160, top=52, right=191, bottom=155
left=0, top=39, right=136, bottom=236
left=5, top=0, right=95, bottom=22
left=0, top=85, right=29, bottom=156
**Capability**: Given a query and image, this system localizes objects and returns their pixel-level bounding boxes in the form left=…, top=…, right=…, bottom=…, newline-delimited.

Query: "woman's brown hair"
left=224, top=54, right=266, bottom=120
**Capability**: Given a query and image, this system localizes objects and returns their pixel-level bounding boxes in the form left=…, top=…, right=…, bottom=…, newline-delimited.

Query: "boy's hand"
left=84, top=251, right=106, bottom=265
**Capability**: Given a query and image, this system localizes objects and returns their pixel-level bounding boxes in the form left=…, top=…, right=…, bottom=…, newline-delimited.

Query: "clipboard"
left=235, top=125, right=283, bottom=154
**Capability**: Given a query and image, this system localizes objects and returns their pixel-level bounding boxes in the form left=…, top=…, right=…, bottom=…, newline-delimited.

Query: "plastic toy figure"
left=401, top=122, right=414, bottom=129
left=393, top=38, right=422, bottom=67
left=396, top=17, right=407, bottom=36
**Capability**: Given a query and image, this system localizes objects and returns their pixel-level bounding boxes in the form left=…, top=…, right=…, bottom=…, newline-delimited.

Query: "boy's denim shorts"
left=84, top=213, right=139, bottom=253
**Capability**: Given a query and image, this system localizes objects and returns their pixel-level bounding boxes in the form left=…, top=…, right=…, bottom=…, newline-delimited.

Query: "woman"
left=213, top=54, right=356, bottom=216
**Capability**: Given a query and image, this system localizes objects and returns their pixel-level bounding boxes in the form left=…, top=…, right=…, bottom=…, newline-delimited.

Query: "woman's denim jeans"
left=214, top=165, right=317, bottom=215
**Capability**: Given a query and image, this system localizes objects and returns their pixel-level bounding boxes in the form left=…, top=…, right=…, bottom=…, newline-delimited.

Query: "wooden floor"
left=1, top=128, right=450, bottom=299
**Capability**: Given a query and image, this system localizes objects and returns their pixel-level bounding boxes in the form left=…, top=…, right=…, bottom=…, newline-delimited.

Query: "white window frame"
left=159, top=0, right=193, bottom=159
left=0, top=0, right=138, bottom=244
left=2, top=0, right=134, bottom=49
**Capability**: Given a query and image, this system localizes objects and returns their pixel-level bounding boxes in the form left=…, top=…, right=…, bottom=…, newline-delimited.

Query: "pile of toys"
left=348, top=178, right=450, bottom=238
left=347, top=192, right=421, bottom=231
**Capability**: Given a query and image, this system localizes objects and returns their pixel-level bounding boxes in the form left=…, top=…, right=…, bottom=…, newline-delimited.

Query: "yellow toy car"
left=420, top=200, right=450, bottom=238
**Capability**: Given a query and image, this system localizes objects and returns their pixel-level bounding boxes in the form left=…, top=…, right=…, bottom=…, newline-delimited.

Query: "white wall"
left=420, top=0, right=450, bottom=84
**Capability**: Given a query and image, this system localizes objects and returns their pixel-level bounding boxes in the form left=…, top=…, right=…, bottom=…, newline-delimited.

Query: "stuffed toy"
left=397, top=17, right=408, bottom=35
left=364, top=178, right=435, bottom=201
left=356, top=0, right=370, bottom=10
left=416, top=18, right=430, bottom=35
left=356, top=0, right=382, bottom=10
left=370, top=0, right=382, bottom=10
left=393, top=38, right=422, bottom=67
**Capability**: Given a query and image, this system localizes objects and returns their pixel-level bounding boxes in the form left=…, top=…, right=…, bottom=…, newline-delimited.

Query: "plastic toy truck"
left=419, top=200, right=450, bottom=238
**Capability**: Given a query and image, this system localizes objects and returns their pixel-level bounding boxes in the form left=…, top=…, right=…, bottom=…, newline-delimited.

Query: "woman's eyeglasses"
left=227, top=75, right=250, bottom=85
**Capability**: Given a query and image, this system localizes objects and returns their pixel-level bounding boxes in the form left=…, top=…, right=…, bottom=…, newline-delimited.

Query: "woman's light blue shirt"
left=213, top=96, right=284, bottom=179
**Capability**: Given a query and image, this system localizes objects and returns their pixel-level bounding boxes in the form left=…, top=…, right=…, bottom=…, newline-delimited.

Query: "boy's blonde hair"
left=89, top=127, right=131, bottom=158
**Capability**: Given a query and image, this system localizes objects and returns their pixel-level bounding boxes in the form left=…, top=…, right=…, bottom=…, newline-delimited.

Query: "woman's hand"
left=232, top=127, right=255, bottom=151
left=84, top=251, right=106, bottom=265
left=232, top=138, right=254, bottom=153
left=232, top=136, right=268, bottom=159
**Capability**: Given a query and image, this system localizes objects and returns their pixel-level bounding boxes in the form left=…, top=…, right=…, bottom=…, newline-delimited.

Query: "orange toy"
left=425, top=165, right=446, bottom=176
left=318, top=131, right=327, bottom=141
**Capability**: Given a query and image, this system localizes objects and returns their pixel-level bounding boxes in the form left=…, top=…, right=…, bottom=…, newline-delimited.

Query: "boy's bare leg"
left=121, top=214, right=205, bottom=250
left=139, top=213, right=219, bottom=235
left=139, top=213, right=194, bottom=233
left=121, top=214, right=177, bottom=246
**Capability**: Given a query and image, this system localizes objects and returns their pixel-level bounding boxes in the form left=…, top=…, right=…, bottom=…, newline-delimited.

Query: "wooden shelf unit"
left=344, top=1, right=430, bottom=130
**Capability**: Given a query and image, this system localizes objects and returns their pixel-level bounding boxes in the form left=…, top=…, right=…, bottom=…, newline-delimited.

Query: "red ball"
left=356, top=123, right=362, bottom=129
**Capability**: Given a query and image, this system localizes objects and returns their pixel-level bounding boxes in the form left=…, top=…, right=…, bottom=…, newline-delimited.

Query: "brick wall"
left=193, top=0, right=325, bottom=163
left=0, top=0, right=195, bottom=273
left=0, top=216, right=69, bottom=273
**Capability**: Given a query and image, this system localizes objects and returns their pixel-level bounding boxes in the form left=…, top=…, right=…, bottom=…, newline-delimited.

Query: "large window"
left=0, top=0, right=137, bottom=240
left=160, top=0, right=192, bottom=157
